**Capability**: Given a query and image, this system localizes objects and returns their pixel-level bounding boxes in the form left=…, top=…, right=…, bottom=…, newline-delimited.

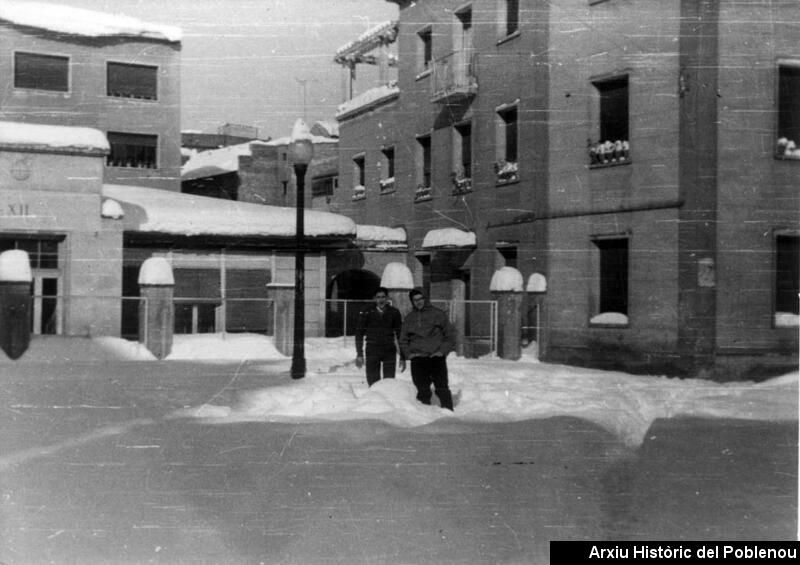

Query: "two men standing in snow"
left=356, top=287, right=455, bottom=411
left=355, top=287, right=405, bottom=386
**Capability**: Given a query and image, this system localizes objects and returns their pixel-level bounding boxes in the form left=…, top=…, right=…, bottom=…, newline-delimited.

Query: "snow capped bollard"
left=0, top=250, right=33, bottom=360
left=138, top=257, right=175, bottom=360
left=381, top=262, right=414, bottom=315
left=490, top=266, right=524, bottom=361
left=524, top=273, right=547, bottom=354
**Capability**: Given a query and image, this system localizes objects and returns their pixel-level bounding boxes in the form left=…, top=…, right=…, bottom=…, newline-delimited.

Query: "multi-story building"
left=333, top=0, right=799, bottom=379
left=0, top=2, right=358, bottom=343
left=0, top=1, right=182, bottom=191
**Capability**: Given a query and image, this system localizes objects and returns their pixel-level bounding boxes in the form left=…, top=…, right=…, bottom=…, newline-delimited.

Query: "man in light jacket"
left=399, top=288, right=455, bottom=411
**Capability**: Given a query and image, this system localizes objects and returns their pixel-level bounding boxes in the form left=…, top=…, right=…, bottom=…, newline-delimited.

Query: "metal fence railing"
left=324, top=298, right=498, bottom=357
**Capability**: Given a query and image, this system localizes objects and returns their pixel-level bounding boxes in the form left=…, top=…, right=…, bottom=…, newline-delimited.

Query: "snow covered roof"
left=180, top=141, right=258, bottom=181
left=102, top=184, right=356, bottom=239
left=311, top=121, right=339, bottom=138
left=264, top=134, right=338, bottom=147
left=421, top=228, right=476, bottom=249
left=334, top=20, right=398, bottom=64
left=336, top=82, right=400, bottom=120
left=0, top=250, right=32, bottom=283
left=0, top=1, right=182, bottom=43
left=0, top=120, right=109, bottom=155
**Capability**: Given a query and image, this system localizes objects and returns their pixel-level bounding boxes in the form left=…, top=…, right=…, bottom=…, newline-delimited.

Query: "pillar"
left=268, top=283, right=295, bottom=356
left=0, top=250, right=32, bottom=360
left=138, top=258, right=174, bottom=360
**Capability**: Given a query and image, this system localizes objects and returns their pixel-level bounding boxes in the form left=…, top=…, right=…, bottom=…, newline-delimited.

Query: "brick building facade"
left=333, top=0, right=799, bottom=379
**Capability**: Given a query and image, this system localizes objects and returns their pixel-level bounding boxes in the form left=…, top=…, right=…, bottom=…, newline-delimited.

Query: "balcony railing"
left=431, top=50, right=477, bottom=104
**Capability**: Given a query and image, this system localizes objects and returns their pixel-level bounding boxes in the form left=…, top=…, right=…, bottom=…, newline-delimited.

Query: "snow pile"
left=181, top=141, right=257, bottom=181
left=0, top=250, right=32, bottom=282
left=490, top=267, right=523, bottom=292
left=381, top=262, right=414, bottom=289
left=101, top=199, right=125, bottom=220
left=527, top=273, right=547, bottom=293
left=0, top=1, right=182, bottom=42
left=166, top=333, right=283, bottom=362
left=170, top=335, right=798, bottom=448
left=421, top=228, right=476, bottom=249
left=0, top=121, right=109, bottom=152
left=102, top=184, right=356, bottom=238
left=137, top=257, right=174, bottom=286
left=356, top=225, right=406, bottom=243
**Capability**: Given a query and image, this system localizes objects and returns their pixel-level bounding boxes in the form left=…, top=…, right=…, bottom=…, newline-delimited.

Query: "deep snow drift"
left=5, top=333, right=795, bottom=447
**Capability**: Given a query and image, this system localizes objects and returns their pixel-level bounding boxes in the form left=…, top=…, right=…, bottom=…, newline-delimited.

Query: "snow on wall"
left=0, top=121, right=109, bottom=152
left=381, top=262, right=414, bottom=290
left=138, top=257, right=174, bottom=286
left=102, top=184, right=356, bottom=238
left=421, top=228, right=476, bottom=249
left=0, top=250, right=32, bottom=283
left=490, top=267, right=523, bottom=292
left=0, top=1, right=182, bottom=42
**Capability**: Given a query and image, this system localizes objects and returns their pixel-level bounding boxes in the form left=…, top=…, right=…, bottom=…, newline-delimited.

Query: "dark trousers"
left=410, top=357, right=453, bottom=410
left=365, top=348, right=397, bottom=386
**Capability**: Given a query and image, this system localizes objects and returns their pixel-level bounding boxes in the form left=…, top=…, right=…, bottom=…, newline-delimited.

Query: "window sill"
left=415, top=69, right=432, bottom=81
left=495, top=177, right=519, bottom=187
left=108, top=94, right=158, bottom=102
left=106, top=165, right=157, bottom=170
left=589, top=159, right=631, bottom=169
left=14, top=87, right=70, bottom=97
left=496, top=30, right=521, bottom=47
left=774, top=154, right=800, bottom=162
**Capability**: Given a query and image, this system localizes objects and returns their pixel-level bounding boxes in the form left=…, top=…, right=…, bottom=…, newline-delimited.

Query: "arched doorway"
left=326, top=269, right=380, bottom=336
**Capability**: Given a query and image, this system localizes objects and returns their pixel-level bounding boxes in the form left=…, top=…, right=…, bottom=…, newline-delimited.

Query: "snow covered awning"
left=102, top=184, right=356, bottom=241
left=0, top=120, right=109, bottom=155
left=337, top=82, right=400, bottom=121
left=334, top=20, right=398, bottom=65
left=356, top=225, right=407, bottom=250
left=421, top=228, right=476, bottom=250
left=0, top=1, right=182, bottom=42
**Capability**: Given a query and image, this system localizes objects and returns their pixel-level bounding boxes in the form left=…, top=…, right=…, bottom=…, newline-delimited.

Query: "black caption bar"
left=550, top=541, right=799, bottom=564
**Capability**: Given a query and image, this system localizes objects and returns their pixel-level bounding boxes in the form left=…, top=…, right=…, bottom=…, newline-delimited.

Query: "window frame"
left=417, top=27, right=433, bottom=77
left=495, top=101, right=520, bottom=184
left=106, top=132, right=159, bottom=169
left=774, top=231, right=799, bottom=327
left=106, top=60, right=159, bottom=101
left=589, top=74, right=631, bottom=167
left=497, top=0, right=521, bottom=43
left=13, top=50, right=70, bottom=93
left=776, top=60, right=800, bottom=160
left=590, top=235, right=630, bottom=326
left=415, top=134, right=433, bottom=202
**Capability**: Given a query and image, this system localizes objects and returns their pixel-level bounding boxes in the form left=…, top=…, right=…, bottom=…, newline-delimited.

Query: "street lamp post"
left=290, top=119, right=314, bottom=379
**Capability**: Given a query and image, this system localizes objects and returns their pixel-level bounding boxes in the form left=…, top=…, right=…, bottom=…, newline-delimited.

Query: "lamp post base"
left=290, top=357, right=306, bottom=380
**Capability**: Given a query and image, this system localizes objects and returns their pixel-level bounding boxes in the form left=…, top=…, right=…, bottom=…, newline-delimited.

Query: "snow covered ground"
left=7, top=333, right=796, bottom=448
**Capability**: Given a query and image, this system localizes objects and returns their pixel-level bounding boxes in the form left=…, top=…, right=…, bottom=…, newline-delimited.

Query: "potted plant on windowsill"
left=379, top=176, right=395, bottom=193
left=351, top=184, right=366, bottom=201
left=414, top=184, right=432, bottom=202
left=450, top=168, right=472, bottom=195
left=494, top=159, right=518, bottom=184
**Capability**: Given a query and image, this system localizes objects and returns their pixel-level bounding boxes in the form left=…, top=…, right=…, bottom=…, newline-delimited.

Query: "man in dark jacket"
left=355, top=287, right=405, bottom=386
left=399, top=288, right=456, bottom=411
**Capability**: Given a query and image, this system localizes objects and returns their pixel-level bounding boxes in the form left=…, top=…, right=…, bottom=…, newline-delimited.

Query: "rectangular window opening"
left=107, top=62, right=158, bottom=100
left=14, top=52, right=69, bottom=92
left=107, top=132, right=158, bottom=169
left=505, top=0, right=520, bottom=36
left=777, top=64, right=800, bottom=159
left=595, top=238, right=629, bottom=318
left=418, top=28, right=433, bottom=72
left=775, top=235, right=799, bottom=319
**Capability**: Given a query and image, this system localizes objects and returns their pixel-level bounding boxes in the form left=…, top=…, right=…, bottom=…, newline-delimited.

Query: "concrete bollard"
left=138, top=258, right=175, bottom=360
left=490, top=267, right=524, bottom=361
left=268, top=283, right=294, bottom=356
left=0, top=250, right=33, bottom=360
